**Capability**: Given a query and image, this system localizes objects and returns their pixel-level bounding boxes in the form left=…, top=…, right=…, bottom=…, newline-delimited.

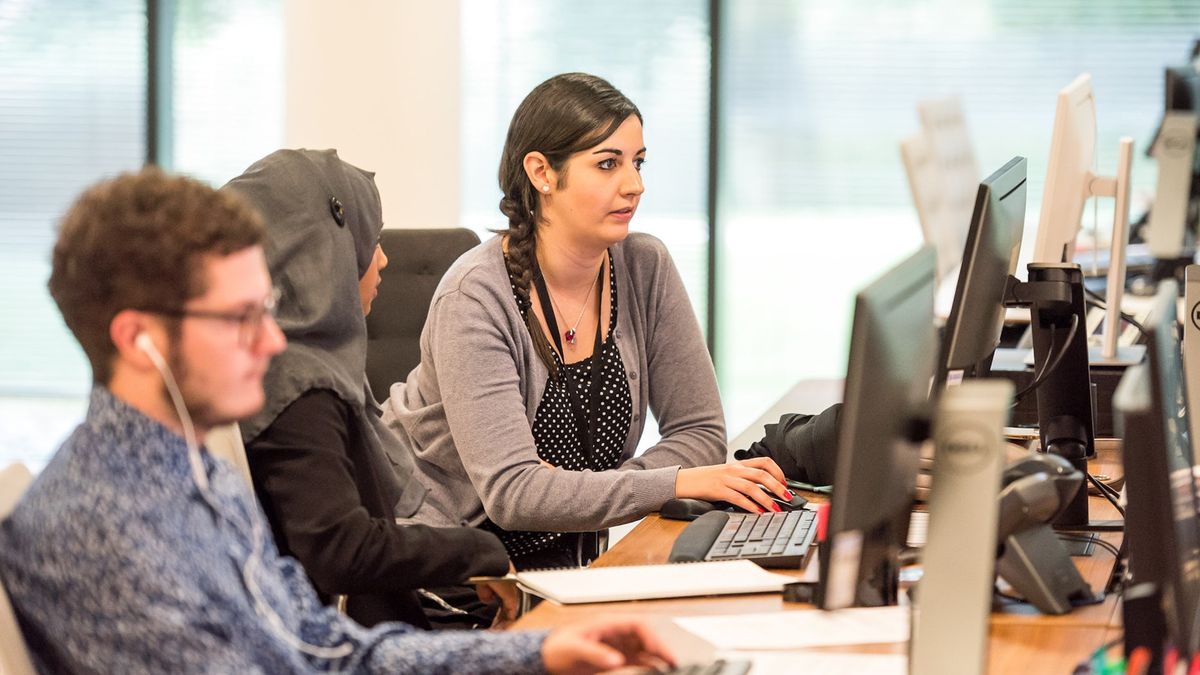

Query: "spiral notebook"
left=512, top=560, right=795, bottom=604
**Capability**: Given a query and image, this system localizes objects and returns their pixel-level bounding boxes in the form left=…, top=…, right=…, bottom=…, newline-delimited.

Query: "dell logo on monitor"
left=939, top=422, right=992, bottom=474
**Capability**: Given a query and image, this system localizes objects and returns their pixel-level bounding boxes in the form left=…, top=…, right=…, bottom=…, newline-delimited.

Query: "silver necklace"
left=545, top=265, right=600, bottom=346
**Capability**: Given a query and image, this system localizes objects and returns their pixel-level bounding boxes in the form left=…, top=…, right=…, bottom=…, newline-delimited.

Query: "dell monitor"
left=817, top=246, right=937, bottom=609
left=901, top=96, right=981, bottom=284
left=1145, top=54, right=1200, bottom=266
left=1115, top=279, right=1200, bottom=663
left=1033, top=74, right=1097, bottom=266
left=935, top=156, right=1027, bottom=387
left=1165, top=63, right=1200, bottom=179
left=1033, top=74, right=1135, bottom=364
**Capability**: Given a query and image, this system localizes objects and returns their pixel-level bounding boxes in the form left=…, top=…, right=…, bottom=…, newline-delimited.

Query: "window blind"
left=0, top=0, right=146, bottom=468
left=0, top=0, right=146, bottom=397
left=716, top=0, right=1200, bottom=428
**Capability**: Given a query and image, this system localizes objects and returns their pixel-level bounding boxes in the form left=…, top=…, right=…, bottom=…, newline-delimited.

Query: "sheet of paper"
left=722, top=650, right=908, bottom=675
left=515, top=560, right=795, bottom=604
left=673, top=606, right=910, bottom=650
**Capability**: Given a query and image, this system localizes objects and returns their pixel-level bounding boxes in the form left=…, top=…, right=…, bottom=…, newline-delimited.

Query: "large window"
left=0, top=0, right=285, bottom=471
left=5, top=2, right=1198, bottom=470
left=161, top=0, right=284, bottom=185
left=459, top=0, right=711, bottom=326
left=716, top=1, right=1200, bottom=430
left=0, top=0, right=146, bottom=470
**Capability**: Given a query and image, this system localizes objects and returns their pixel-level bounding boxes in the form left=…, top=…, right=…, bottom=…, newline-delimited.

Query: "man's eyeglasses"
left=142, top=288, right=281, bottom=347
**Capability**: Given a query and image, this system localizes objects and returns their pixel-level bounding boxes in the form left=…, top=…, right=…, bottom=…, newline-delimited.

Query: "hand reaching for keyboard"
left=541, top=617, right=676, bottom=674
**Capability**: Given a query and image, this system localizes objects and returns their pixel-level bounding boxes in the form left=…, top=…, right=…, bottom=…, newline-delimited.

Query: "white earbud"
left=135, top=332, right=162, bottom=363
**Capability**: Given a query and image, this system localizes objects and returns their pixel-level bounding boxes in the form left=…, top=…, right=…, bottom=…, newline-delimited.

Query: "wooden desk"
left=513, top=379, right=1126, bottom=671
left=513, top=438, right=1124, bottom=671
left=513, top=507, right=1120, bottom=671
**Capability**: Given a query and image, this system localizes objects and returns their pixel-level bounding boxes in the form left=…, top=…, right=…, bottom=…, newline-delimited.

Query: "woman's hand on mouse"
left=674, top=457, right=792, bottom=513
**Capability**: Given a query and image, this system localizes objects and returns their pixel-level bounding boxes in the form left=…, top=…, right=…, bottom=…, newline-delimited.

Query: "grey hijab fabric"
left=224, top=148, right=425, bottom=517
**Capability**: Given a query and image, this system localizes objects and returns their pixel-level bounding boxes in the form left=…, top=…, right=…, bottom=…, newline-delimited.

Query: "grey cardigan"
left=382, top=232, right=726, bottom=532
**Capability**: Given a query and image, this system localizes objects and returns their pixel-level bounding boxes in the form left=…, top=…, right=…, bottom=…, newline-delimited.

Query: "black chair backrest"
left=365, top=228, right=481, bottom=398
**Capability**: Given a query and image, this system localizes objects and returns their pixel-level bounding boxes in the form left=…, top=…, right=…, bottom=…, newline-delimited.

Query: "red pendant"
left=564, top=328, right=577, bottom=345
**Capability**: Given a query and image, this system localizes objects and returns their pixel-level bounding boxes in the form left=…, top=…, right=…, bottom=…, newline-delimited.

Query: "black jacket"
left=734, top=403, right=843, bottom=487
left=246, top=389, right=510, bottom=628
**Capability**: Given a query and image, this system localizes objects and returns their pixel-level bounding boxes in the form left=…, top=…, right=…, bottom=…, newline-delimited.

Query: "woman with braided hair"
left=384, top=73, right=792, bottom=569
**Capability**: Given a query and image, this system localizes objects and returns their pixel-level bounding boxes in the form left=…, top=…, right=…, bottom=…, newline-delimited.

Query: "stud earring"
left=542, top=185, right=550, bottom=193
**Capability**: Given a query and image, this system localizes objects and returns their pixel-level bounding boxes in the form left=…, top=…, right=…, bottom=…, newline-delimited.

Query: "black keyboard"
left=657, top=659, right=751, bottom=675
left=668, top=509, right=817, bottom=568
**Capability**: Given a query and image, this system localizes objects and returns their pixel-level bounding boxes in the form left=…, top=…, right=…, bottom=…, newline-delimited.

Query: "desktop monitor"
left=901, top=96, right=981, bottom=284
left=1032, top=73, right=1134, bottom=364
left=901, top=131, right=958, bottom=282
left=1166, top=57, right=1200, bottom=215
left=934, top=156, right=1027, bottom=387
left=1033, top=74, right=1096, bottom=266
left=1146, top=59, right=1200, bottom=262
left=1114, top=279, right=1200, bottom=658
left=817, top=246, right=937, bottom=609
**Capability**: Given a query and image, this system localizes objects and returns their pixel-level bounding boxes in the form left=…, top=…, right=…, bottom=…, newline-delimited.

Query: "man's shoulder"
left=0, top=439, right=126, bottom=594
left=14, top=431, right=97, bottom=513
left=9, top=428, right=184, bottom=549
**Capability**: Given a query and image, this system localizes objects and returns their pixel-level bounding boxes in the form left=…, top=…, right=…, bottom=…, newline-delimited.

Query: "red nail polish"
left=784, top=491, right=795, bottom=500
left=771, top=503, right=781, bottom=513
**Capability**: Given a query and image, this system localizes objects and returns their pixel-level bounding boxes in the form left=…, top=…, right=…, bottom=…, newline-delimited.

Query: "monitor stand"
left=1088, top=344, right=1146, bottom=368
left=1005, top=264, right=1120, bottom=552
left=1097, top=137, right=1136, bottom=363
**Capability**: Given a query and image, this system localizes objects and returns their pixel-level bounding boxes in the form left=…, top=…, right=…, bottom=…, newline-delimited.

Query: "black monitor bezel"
left=1120, top=280, right=1200, bottom=655
left=818, top=246, right=937, bottom=608
left=935, top=156, right=1028, bottom=388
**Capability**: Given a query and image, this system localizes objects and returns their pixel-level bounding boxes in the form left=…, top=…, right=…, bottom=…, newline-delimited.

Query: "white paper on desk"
left=673, top=606, right=910, bottom=651
left=514, top=560, right=794, bottom=604
left=722, top=650, right=907, bottom=675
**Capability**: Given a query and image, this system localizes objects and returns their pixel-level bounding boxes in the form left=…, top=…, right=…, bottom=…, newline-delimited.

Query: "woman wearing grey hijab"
left=224, top=149, right=511, bottom=630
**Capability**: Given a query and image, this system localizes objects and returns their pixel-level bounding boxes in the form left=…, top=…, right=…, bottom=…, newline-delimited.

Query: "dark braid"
left=500, top=189, right=560, bottom=379
left=495, top=72, right=641, bottom=380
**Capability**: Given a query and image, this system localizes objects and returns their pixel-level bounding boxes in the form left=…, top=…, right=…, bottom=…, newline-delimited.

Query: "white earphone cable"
left=138, top=334, right=353, bottom=660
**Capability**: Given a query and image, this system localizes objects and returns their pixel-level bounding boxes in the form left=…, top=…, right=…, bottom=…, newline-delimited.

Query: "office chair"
left=0, top=463, right=37, bottom=675
left=365, top=228, right=481, bottom=398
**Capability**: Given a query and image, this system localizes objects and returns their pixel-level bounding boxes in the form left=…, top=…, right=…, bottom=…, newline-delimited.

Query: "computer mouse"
left=660, top=498, right=719, bottom=521
left=660, top=490, right=807, bottom=520
left=761, top=485, right=808, bottom=511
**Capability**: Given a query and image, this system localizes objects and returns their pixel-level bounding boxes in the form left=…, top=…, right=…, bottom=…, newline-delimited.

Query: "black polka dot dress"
left=489, top=253, right=633, bottom=566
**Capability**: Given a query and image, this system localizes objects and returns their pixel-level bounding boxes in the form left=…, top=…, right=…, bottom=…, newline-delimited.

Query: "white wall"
left=285, top=1, right=460, bottom=229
